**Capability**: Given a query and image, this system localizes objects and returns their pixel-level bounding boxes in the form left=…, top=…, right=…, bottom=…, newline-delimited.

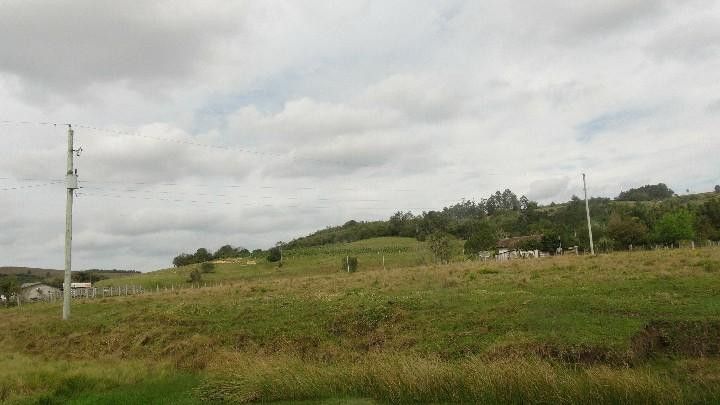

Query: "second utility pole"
left=63, top=124, right=78, bottom=320
left=582, top=173, right=595, bottom=255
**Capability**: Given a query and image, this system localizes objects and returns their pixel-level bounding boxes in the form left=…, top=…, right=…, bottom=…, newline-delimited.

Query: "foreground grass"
left=0, top=352, right=199, bottom=404
left=200, top=354, right=720, bottom=404
left=2, top=245, right=720, bottom=403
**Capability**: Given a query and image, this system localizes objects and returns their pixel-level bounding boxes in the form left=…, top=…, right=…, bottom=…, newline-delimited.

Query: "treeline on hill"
left=285, top=184, right=720, bottom=255
left=171, top=184, right=720, bottom=266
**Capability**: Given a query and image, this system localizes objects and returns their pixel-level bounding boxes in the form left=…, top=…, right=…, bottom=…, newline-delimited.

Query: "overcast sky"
left=1, top=0, right=719, bottom=271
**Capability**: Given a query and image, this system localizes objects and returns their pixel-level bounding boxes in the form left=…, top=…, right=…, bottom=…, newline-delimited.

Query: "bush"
left=200, top=262, right=215, bottom=273
left=464, top=223, right=497, bottom=255
left=187, top=269, right=202, bottom=283
left=653, top=209, right=695, bottom=244
left=341, top=256, right=358, bottom=272
left=429, top=232, right=452, bottom=264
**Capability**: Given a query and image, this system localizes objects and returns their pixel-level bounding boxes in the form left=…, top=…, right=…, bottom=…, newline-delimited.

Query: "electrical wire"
left=0, top=181, right=64, bottom=192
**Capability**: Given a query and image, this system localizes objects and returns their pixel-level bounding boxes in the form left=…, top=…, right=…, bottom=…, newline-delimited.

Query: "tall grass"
left=200, top=353, right=719, bottom=404
left=0, top=352, right=195, bottom=404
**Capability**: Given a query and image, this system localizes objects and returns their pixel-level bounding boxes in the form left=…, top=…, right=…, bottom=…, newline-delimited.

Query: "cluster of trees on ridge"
left=172, top=183, right=720, bottom=266
left=172, top=245, right=264, bottom=267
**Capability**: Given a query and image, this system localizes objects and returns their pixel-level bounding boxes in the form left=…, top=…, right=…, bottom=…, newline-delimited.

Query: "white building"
left=20, top=282, right=60, bottom=302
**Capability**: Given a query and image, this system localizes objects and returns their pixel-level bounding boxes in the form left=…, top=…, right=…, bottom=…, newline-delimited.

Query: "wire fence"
left=30, top=280, right=227, bottom=304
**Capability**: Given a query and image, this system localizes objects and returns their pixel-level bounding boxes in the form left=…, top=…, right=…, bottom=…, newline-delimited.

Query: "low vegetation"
left=2, top=240, right=720, bottom=403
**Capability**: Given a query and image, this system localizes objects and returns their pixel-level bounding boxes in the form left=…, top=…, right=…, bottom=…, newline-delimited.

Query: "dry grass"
left=200, top=352, right=720, bottom=404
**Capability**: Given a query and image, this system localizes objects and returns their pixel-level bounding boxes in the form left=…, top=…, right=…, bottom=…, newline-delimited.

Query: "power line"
left=72, top=124, right=381, bottom=169
left=0, top=120, right=60, bottom=127
left=0, top=119, right=507, bottom=176
left=0, top=181, right=64, bottom=192
left=0, top=177, right=64, bottom=182
left=77, top=179, right=423, bottom=193
left=75, top=189, right=444, bottom=212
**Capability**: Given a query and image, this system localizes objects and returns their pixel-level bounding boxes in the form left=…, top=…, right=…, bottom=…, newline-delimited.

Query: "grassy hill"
left=0, top=267, right=139, bottom=287
left=0, top=267, right=63, bottom=278
left=97, top=237, right=464, bottom=290
left=2, top=240, right=720, bottom=403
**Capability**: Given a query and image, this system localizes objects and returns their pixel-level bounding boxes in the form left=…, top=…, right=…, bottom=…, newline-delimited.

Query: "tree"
left=267, top=247, right=282, bottom=262
left=596, top=237, right=615, bottom=253
left=72, top=272, right=107, bottom=283
left=696, top=198, right=720, bottom=240
left=429, top=232, right=452, bottom=264
left=0, top=276, right=19, bottom=306
left=194, top=248, right=212, bottom=263
left=389, top=211, right=416, bottom=237
left=607, top=212, right=649, bottom=248
left=715, top=185, right=720, bottom=193
left=464, top=222, right=497, bottom=255
left=187, top=269, right=202, bottom=283
left=540, top=232, right=561, bottom=253
left=617, top=183, right=674, bottom=201
left=519, top=196, right=530, bottom=211
left=653, top=209, right=695, bottom=244
left=173, top=253, right=194, bottom=267
left=214, top=245, right=239, bottom=259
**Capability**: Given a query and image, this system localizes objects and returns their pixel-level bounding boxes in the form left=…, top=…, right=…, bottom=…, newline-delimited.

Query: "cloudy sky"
left=1, top=0, right=719, bottom=271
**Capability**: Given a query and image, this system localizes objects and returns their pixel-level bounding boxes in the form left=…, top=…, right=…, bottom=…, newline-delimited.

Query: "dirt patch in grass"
left=631, top=320, right=720, bottom=360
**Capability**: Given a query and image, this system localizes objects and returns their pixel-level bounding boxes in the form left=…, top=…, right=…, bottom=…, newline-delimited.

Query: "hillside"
left=2, top=243, right=720, bottom=403
left=279, top=188, right=720, bottom=256
left=0, top=267, right=63, bottom=278
left=99, top=237, right=457, bottom=289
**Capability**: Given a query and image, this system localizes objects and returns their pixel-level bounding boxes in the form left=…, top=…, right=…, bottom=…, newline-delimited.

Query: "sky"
left=1, top=0, right=719, bottom=271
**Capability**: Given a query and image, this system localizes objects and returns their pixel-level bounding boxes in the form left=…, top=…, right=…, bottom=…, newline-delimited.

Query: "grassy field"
left=2, top=239, right=720, bottom=403
left=94, top=237, right=464, bottom=290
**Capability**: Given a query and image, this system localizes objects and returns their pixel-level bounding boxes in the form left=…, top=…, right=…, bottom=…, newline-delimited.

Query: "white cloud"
left=1, top=0, right=719, bottom=270
left=527, top=177, right=571, bottom=202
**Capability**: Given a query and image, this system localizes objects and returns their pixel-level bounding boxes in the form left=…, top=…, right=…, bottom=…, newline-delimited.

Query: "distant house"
left=20, top=282, right=60, bottom=302
left=496, top=235, right=543, bottom=261
left=70, top=282, right=92, bottom=298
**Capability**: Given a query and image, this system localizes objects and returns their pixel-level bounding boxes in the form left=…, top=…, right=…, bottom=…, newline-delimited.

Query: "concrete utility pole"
left=582, top=173, right=595, bottom=256
left=63, top=124, right=79, bottom=320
